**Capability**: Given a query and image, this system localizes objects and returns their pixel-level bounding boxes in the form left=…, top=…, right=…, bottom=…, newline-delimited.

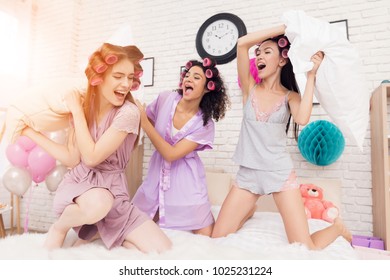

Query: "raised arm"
left=135, top=99, right=198, bottom=162
left=288, top=51, right=324, bottom=125
left=237, top=25, right=286, bottom=104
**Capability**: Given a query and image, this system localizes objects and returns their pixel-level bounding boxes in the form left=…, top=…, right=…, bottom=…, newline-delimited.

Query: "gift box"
left=352, top=235, right=385, bottom=250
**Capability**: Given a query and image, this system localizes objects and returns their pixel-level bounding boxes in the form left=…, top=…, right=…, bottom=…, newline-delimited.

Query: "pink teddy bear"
left=299, top=184, right=339, bottom=223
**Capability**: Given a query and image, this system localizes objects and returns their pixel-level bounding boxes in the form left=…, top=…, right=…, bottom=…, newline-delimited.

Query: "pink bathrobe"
left=53, top=101, right=149, bottom=249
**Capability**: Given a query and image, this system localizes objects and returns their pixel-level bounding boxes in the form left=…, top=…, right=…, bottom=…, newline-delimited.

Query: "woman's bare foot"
left=334, top=217, right=352, bottom=244
left=43, top=223, right=67, bottom=250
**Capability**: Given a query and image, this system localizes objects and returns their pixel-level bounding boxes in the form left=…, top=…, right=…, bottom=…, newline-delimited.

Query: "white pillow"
left=1, top=78, right=86, bottom=144
left=281, top=10, right=370, bottom=150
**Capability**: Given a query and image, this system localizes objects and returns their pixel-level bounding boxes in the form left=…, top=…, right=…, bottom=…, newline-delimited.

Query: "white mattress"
left=0, top=207, right=358, bottom=260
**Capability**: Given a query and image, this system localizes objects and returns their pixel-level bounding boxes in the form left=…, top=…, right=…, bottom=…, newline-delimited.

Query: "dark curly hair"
left=177, top=58, right=230, bottom=126
left=257, top=35, right=300, bottom=140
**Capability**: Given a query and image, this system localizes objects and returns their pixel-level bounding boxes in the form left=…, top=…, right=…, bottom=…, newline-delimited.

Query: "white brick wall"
left=0, top=0, right=389, bottom=236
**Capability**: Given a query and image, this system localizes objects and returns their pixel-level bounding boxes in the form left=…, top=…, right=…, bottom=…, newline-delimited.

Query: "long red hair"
left=84, top=43, right=144, bottom=147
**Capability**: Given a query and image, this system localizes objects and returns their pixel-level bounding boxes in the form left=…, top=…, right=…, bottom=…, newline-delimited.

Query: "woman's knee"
left=212, top=187, right=258, bottom=238
left=124, top=220, right=172, bottom=253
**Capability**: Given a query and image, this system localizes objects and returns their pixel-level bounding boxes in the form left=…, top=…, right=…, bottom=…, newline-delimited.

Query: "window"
left=0, top=10, right=20, bottom=75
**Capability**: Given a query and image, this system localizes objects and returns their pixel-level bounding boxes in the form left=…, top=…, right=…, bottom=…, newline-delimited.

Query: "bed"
left=0, top=172, right=358, bottom=260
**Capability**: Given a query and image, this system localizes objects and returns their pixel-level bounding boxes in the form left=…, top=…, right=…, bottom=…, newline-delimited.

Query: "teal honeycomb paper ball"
left=298, top=120, right=345, bottom=166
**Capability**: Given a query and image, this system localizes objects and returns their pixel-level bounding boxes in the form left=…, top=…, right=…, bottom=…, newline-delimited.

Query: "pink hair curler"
left=281, top=48, right=289, bottom=59
left=278, top=37, right=288, bottom=48
left=185, top=61, right=192, bottom=69
left=206, top=68, right=219, bottom=79
left=178, top=82, right=183, bottom=88
left=105, top=54, right=118, bottom=65
left=94, top=63, right=108, bottom=74
left=207, top=81, right=215, bottom=91
left=90, top=77, right=103, bottom=86
left=131, top=82, right=140, bottom=91
left=203, top=58, right=211, bottom=67
left=135, top=70, right=143, bottom=78
left=205, top=69, right=213, bottom=79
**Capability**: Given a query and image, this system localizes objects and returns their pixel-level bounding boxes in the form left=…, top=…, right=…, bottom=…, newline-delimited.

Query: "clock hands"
left=214, top=32, right=230, bottom=39
left=220, top=32, right=229, bottom=38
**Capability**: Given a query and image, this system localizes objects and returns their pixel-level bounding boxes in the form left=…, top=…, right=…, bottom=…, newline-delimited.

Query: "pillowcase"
left=0, top=78, right=86, bottom=144
left=281, top=10, right=370, bottom=150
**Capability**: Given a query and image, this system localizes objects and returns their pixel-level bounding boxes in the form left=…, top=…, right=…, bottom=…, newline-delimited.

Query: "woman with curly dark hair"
left=132, top=57, right=230, bottom=236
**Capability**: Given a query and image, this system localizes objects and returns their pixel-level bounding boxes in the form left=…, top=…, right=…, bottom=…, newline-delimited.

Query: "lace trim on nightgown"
left=251, top=93, right=287, bottom=122
left=112, top=102, right=140, bottom=134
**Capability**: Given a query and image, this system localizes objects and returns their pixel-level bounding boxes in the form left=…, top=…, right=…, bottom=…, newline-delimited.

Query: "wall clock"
left=196, top=13, right=247, bottom=65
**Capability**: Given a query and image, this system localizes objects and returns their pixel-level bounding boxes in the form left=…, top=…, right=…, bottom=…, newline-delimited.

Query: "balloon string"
left=24, top=184, right=36, bottom=233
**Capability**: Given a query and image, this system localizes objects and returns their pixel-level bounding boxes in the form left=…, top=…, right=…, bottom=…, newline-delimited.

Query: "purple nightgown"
left=52, top=101, right=150, bottom=249
left=132, top=91, right=215, bottom=230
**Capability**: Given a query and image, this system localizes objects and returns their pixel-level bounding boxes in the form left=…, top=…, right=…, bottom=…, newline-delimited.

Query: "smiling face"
left=255, top=40, right=286, bottom=79
left=181, top=65, right=208, bottom=101
left=98, top=58, right=135, bottom=107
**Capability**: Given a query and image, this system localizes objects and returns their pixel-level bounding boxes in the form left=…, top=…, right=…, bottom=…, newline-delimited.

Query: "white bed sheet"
left=0, top=207, right=358, bottom=260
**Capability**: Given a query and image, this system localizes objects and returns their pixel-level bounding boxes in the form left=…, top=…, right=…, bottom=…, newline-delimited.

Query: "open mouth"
left=257, top=64, right=266, bottom=70
left=184, top=85, right=193, bottom=94
left=114, top=90, right=127, bottom=98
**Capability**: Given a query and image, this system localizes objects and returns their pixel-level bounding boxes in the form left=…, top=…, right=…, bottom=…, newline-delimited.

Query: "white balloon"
left=45, top=164, right=68, bottom=192
left=2, top=166, right=32, bottom=196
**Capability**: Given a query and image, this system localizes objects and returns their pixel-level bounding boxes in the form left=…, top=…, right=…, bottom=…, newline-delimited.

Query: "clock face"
left=201, top=19, right=239, bottom=57
left=196, top=13, right=247, bottom=65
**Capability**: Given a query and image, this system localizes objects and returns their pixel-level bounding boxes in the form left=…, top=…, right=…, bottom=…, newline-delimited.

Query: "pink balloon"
left=27, top=146, right=56, bottom=183
left=6, top=143, right=29, bottom=168
left=31, top=171, right=46, bottom=184
left=16, top=136, right=37, bottom=152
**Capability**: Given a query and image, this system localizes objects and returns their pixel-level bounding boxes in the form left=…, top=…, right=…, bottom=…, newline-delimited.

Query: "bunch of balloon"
left=3, top=136, right=56, bottom=196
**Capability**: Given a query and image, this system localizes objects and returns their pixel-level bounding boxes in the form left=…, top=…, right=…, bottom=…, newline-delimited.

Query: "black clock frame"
left=196, top=13, right=247, bottom=65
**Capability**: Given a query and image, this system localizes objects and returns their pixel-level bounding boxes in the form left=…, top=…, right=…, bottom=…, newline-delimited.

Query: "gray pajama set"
left=233, top=85, right=297, bottom=195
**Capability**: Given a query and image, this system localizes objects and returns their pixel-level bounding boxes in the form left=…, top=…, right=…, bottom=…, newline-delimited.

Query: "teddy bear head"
left=300, top=184, right=324, bottom=200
